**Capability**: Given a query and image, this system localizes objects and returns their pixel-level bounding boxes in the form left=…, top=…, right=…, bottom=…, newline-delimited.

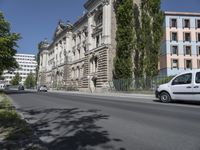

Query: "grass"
left=0, top=93, right=46, bottom=150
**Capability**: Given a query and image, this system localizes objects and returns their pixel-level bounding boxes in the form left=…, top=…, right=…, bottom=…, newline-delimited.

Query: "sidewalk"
left=49, top=89, right=155, bottom=100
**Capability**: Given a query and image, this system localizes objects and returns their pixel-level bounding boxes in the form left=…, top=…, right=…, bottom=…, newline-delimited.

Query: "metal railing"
left=108, top=76, right=174, bottom=92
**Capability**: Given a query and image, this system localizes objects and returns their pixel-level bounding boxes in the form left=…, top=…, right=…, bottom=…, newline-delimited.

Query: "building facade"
left=38, top=0, right=115, bottom=92
left=160, top=11, right=200, bottom=76
left=3, top=54, right=37, bottom=84
left=38, top=0, right=141, bottom=92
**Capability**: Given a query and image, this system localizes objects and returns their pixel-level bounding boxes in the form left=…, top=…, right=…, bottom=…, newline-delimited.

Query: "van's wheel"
left=160, top=92, right=171, bottom=103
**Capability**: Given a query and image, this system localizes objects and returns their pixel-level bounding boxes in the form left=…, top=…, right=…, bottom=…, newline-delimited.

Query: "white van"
left=155, top=70, right=200, bottom=103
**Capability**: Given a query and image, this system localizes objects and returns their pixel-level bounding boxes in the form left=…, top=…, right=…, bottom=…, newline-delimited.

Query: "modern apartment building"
left=38, top=0, right=141, bottom=92
left=3, top=54, right=37, bottom=84
left=160, top=11, right=200, bottom=76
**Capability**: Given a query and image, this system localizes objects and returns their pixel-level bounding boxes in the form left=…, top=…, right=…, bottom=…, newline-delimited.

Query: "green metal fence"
left=108, top=76, right=174, bottom=92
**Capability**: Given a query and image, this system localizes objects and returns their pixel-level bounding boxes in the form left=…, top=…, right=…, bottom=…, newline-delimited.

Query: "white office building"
left=3, top=53, right=37, bottom=84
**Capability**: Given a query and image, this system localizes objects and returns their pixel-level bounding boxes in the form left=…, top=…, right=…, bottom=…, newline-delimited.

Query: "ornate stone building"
left=38, top=0, right=140, bottom=92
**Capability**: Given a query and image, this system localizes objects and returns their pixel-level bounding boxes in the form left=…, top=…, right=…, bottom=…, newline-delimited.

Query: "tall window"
left=94, top=57, right=98, bottom=73
left=196, top=19, right=200, bottom=28
left=183, top=19, right=190, bottom=28
left=171, top=45, right=178, bottom=55
left=94, top=10, right=103, bottom=26
left=171, top=32, right=178, bottom=41
left=184, top=32, right=191, bottom=42
left=184, top=46, right=192, bottom=56
left=170, top=18, right=177, bottom=28
left=90, top=57, right=98, bottom=73
left=197, top=33, right=200, bottom=42
left=96, top=35, right=100, bottom=48
left=77, top=49, right=80, bottom=59
left=78, top=33, right=81, bottom=44
left=197, top=46, right=200, bottom=56
left=77, top=67, right=80, bottom=79
left=185, top=59, right=192, bottom=69
left=171, top=59, right=179, bottom=69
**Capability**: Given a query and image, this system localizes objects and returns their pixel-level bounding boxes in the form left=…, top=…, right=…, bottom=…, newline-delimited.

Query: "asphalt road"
left=7, top=91, right=200, bottom=150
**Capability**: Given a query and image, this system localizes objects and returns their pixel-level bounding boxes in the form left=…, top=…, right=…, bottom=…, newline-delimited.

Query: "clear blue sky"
left=0, top=0, right=200, bottom=55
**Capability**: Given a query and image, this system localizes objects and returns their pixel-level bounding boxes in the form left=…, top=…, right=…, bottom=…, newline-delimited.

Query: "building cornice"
left=165, top=11, right=200, bottom=17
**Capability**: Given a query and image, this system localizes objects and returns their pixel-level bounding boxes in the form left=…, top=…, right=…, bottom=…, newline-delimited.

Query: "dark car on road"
left=18, top=85, right=24, bottom=91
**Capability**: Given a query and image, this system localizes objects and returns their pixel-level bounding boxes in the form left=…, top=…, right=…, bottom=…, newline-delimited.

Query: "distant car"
left=4, top=85, right=10, bottom=90
left=38, top=85, right=48, bottom=92
left=18, top=85, right=24, bottom=91
left=0, top=84, right=5, bottom=90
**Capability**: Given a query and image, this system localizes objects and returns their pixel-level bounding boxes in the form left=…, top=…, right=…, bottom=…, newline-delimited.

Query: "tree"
left=24, top=72, right=36, bottom=89
left=114, top=0, right=135, bottom=79
left=35, top=52, right=40, bottom=85
left=10, top=72, right=21, bottom=85
left=0, top=12, right=21, bottom=75
left=141, top=0, right=164, bottom=78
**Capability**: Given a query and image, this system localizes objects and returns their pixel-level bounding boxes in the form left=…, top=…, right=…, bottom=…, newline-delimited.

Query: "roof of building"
left=165, top=11, right=200, bottom=17
left=15, top=53, right=35, bottom=57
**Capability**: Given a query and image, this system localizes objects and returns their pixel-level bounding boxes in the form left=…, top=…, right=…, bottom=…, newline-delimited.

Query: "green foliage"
left=114, top=0, right=135, bottom=79
left=141, top=0, right=164, bottom=77
left=157, top=76, right=174, bottom=85
left=35, top=53, right=40, bottom=84
left=114, top=57, right=133, bottom=79
left=10, top=72, right=21, bottom=85
left=24, top=72, right=36, bottom=88
left=0, top=12, right=21, bottom=75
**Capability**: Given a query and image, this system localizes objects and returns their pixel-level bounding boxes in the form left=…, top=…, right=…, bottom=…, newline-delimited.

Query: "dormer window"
left=94, top=9, right=103, bottom=26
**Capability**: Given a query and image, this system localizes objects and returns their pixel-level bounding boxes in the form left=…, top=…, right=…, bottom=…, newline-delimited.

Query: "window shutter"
left=182, top=19, right=185, bottom=28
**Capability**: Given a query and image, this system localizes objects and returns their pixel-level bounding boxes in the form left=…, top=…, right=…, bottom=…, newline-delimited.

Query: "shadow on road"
left=4, top=90, right=37, bottom=95
left=153, top=100, right=200, bottom=106
left=18, top=108, right=125, bottom=150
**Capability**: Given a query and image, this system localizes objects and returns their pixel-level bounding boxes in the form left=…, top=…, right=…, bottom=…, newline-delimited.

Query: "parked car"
left=0, top=84, right=5, bottom=90
left=38, top=85, right=48, bottom=92
left=156, top=70, right=200, bottom=103
left=18, top=85, right=24, bottom=91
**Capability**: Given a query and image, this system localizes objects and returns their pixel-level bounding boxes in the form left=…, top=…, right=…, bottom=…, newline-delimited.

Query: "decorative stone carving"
left=102, top=0, right=110, bottom=6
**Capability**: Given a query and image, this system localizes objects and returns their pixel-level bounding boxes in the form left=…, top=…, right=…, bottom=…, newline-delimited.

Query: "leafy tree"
left=141, top=0, right=164, bottom=78
left=24, top=72, right=36, bottom=89
left=10, top=72, right=21, bottom=85
left=114, top=0, right=135, bottom=79
left=0, top=12, right=21, bottom=75
left=35, top=53, right=40, bottom=85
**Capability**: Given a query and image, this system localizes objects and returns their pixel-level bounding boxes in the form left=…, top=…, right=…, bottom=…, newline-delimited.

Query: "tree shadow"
left=15, top=108, right=125, bottom=150
left=4, top=90, right=37, bottom=95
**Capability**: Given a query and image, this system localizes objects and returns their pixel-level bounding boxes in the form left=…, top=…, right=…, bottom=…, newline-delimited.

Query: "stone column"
left=87, top=13, right=94, bottom=50
left=102, top=0, right=111, bottom=45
